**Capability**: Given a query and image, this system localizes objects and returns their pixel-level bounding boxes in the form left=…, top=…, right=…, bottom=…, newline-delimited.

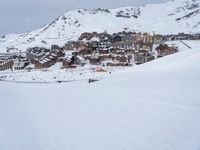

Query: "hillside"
left=0, top=0, right=200, bottom=52
left=0, top=40, right=200, bottom=150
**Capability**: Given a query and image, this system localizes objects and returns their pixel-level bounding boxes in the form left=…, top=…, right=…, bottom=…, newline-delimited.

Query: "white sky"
left=0, top=0, right=168, bottom=36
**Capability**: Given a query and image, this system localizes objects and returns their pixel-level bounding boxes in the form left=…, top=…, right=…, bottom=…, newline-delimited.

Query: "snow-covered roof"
left=90, top=37, right=100, bottom=42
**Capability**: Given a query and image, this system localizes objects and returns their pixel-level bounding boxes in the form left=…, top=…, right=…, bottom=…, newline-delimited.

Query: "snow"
left=0, top=66, right=122, bottom=83
left=0, top=0, right=200, bottom=52
left=90, top=37, right=100, bottom=42
left=0, top=40, right=200, bottom=150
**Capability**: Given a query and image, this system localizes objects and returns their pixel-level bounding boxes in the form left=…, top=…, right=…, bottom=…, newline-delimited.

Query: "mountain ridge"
left=0, top=0, right=200, bottom=52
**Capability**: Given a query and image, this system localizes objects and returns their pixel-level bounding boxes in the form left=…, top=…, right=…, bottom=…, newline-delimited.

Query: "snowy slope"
left=0, top=0, right=200, bottom=52
left=0, top=40, right=200, bottom=150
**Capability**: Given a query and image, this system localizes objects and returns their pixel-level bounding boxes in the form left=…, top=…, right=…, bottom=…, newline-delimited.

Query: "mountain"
left=0, top=0, right=200, bottom=52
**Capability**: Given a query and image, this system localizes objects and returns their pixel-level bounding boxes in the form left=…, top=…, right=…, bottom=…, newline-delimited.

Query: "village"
left=0, top=31, right=199, bottom=82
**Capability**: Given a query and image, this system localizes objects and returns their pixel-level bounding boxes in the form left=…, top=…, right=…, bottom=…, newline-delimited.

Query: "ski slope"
left=0, top=40, right=200, bottom=150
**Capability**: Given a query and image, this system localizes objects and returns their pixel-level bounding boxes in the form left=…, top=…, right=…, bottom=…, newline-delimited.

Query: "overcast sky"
left=0, top=0, right=168, bottom=36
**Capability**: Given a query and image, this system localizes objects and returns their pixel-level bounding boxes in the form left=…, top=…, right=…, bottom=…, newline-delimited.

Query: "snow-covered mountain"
left=0, top=0, right=200, bottom=52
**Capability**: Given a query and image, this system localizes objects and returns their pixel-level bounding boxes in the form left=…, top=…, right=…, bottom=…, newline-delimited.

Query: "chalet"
left=121, top=34, right=136, bottom=43
left=150, top=34, right=164, bottom=43
left=74, top=56, right=86, bottom=66
left=99, top=54, right=112, bottom=61
left=173, top=33, right=200, bottom=41
left=76, top=49, right=92, bottom=56
left=26, top=46, right=65, bottom=69
left=192, top=34, right=200, bottom=40
left=112, top=34, right=122, bottom=43
left=168, top=46, right=178, bottom=54
left=98, top=37, right=112, bottom=51
left=156, top=44, right=178, bottom=57
left=134, top=50, right=154, bottom=65
left=113, top=42, right=125, bottom=49
left=103, top=61, right=115, bottom=67
left=98, top=32, right=112, bottom=43
left=0, top=52, right=24, bottom=60
left=78, top=32, right=98, bottom=41
left=134, top=41, right=143, bottom=51
left=26, top=47, right=49, bottom=61
left=135, top=41, right=153, bottom=51
left=125, top=49, right=135, bottom=54
left=79, top=32, right=112, bottom=43
left=136, top=32, right=143, bottom=41
left=64, top=41, right=88, bottom=51
left=62, top=55, right=74, bottom=68
left=62, top=59, right=71, bottom=68
left=105, top=62, right=128, bottom=67
left=34, top=52, right=57, bottom=69
left=143, top=33, right=154, bottom=43
left=112, top=32, right=136, bottom=49
left=127, top=55, right=133, bottom=64
left=175, top=33, right=191, bottom=40
left=89, top=56, right=100, bottom=65
left=0, top=59, right=13, bottom=71
left=46, top=31, right=177, bottom=68
left=0, top=53, right=28, bottom=71
left=12, top=58, right=30, bottom=70
left=87, top=41, right=99, bottom=51
left=63, top=41, right=78, bottom=51
left=163, top=35, right=174, bottom=41
left=113, top=41, right=134, bottom=49
left=114, top=55, right=127, bottom=63
left=112, top=48, right=126, bottom=55
left=52, top=49, right=65, bottom=58
left=99, top=47, right=112, bottom=55
left=142, top=42, right=154, bottom=51
left=76, top=41, right=89, bottom=51
left=51, top=45, right=62, bottom=51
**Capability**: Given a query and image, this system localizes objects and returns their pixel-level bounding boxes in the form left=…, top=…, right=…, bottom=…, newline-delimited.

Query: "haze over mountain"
left=0, top=0, right=168, bottom=36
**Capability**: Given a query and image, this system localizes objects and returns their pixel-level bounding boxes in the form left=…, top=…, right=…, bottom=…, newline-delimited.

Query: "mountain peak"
left=0, top=0, right=200, bottom=52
